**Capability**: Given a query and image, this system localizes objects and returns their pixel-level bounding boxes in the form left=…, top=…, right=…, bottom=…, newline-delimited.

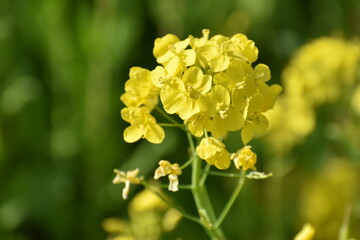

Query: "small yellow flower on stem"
left=121, top=107, right=165, bottom=144
left=113, top=168, right=141, bottom=200
left=154, top=160, right=182, bottom=192
left=231, top=145, right=257, bottom=170
left=196, top=137, right=231, bottom=169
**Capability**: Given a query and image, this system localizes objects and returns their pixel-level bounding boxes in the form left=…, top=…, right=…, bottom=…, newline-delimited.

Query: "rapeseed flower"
left=231, top=145, right=257, bottom=170
left=196, top=137, right=231, bottom=169
left=265, top=37, right=360, bottom=153
left=154, top=160, right=182, bottom=192
left=121, top=29, right=281, bottom=145
left=121, top=107, right=164, bottom=144
left=113, top=168, right=141, bottom=200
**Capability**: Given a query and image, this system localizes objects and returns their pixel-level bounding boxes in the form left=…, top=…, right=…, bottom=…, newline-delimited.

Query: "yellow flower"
left=230, top=145, right=257, bottom=170
left=193, top=31, right=259, bottom=72
left=163, top=67, right=212, bottom=120
left=241, top=113, right=269, bottom=145
left=154, top=36, right=196, bottom=76
left=198, top=85, right=244, bottom=138
left=153, top=34, right=180, bottom=59
left=196, top=34, right=231, bottom=72
left=184, top=113, right=210, bottom=137
left=120, top=67, right=160, bottom=111
left=150, top=65, right=172, bottom=88
left=196, top=137, right=230, bottom=169
left=254, top=63, right=271, bottom=82
left=113, top=168, right=141, bottom=200
left=247, top=81, right=282, bottom=114
left=228, top=33, right=258, bottom=63
left=213, top=60, right=255, bottom=95
left=121, top=107, right=164, bottom=144
left=180, top=66, right=212, bottom=115
left=159, top=77, right=188, bottom=115
left=154, top=160, right=182, bottom=192
left=294, top=223, right=315, bottom=240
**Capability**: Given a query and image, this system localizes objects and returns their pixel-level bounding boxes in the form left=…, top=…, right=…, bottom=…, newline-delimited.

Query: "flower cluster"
left=120, top=29, right=282, bottom=145
left=114, top=30, right=280, bottom=239
left=265, top=37, right=360, bottom=153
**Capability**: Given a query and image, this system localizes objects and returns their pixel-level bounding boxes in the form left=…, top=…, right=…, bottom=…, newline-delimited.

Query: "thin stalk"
left=159, top=123, right=185, bottom=128
left=181, top=153, right=197, bottom=170
left=207, top=170, right=244, bottom=178
left=155, top=106, right=185, bottom=130
left=200, top=164, right=211, bottom=186
left=215, top=170, right=246, bottom=228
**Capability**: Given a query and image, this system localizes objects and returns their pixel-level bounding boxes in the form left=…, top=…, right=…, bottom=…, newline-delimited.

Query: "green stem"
left=187, top=131, right=226, bottom=240
left=159, top=123, right=185, bottom=128
left=215, top=170, right=246, bottom=228
left=155, top=106, right=185, bottom=130
left=207, top=170, right=244, bottom=178
left=200, top=164, right=211, bottom=186
left=181, top=153, right=197, bottom=170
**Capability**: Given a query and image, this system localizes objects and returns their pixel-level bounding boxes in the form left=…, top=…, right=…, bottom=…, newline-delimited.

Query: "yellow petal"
left=244, top=40, right=258, bottom=63
left=197, top=45, right=219, bottom=61
left=183, top=49, right=196, bottom=66
left=241, top=123, right=254, bottom=145
left=151, top=66, right=166, bottom=88
left=124, top=125, right=143, bottom=143
left=160, top=82, right=187, bottom=114
left=164, top=57, right=181, bottom=76
left=168, top=174, right=179, bottom=192
left=213, top=149, right=230, bottom=170
left=253, top=113, right=269, bottom=134
left=209, top=54, right=230, bottom=72
left=186, top=114, right=207, bottom=137
left=121, top=107, right=131, bottom=123
left=196, top=137, right=223, bottom=159
left=209, top=116, right=228, bottom=139
left=231, top=88, right=247, bottom=111
left=223, top=108, right=244, bottom=131
left=173, top=37, right=190, bottom=51
left=153, top=34, right=180, bottom=59
left=255, top=64, right=271, bottom=82
left=178, top=98, right=199, bottom=120
left=144, top=122, right=165, bottom=144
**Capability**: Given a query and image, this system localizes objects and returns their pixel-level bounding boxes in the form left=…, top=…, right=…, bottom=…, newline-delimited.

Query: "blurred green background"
left=1, top=0, right=359, bottom=239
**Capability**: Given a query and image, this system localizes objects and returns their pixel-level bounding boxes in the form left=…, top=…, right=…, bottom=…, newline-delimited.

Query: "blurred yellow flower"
left=294, top=223, right=315, bottom=240
left=265, top=37, right=360, bottom=153
left=299, top=159, right=359, bottom=239
left=352, top=84, right=360, bottom=115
